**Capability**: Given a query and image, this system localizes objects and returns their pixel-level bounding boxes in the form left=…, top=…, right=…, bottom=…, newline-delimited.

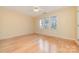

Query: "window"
left=40, top=17, right=49, bottom=29
left=39, top=16, right=57, bottom=30
left=50, top=16, right=57, bottom=30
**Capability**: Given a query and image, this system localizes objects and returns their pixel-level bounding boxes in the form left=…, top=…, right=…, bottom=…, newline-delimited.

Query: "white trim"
left=0, top=33, right=34, bottom=40
left=35, top=32, right=74, bottom=40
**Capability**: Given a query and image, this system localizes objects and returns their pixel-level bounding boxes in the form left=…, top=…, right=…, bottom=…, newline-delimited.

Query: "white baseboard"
left=35, top=32, right=74, bottom=40
left=0, top=32, right=34, bottom=40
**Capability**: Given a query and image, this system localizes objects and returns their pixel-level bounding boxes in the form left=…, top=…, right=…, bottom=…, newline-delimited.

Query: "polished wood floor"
left=0, top=34, right=79, bottom=53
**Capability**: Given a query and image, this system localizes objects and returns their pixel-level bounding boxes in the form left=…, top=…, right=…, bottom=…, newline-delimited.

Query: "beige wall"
left=0, top=7, right=77, bottom=40
left=0, top=7, right=2, bottom=38
left=35, top=7, right=76, bottom=40
left=0, top=7, right=34, bottom=39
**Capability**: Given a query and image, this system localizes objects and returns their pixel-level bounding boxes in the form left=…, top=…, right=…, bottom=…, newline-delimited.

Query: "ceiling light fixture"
left=33, top=6, right=40, bottom=12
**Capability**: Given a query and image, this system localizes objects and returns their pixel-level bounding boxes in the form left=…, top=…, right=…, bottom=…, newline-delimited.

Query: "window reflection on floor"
left=34, top=38, right=57, bottom=53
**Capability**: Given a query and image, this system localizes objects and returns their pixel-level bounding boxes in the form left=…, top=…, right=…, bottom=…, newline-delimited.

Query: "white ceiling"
left=4, top=6, right=64, bottom=17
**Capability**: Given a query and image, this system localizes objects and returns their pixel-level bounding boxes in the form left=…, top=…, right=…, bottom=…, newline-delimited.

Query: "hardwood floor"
left=0, top=34, right=79, bottom=53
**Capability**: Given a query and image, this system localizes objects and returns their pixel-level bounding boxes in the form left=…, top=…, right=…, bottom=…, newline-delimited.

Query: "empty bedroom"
left=0, top=6, right=78, bottom=53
